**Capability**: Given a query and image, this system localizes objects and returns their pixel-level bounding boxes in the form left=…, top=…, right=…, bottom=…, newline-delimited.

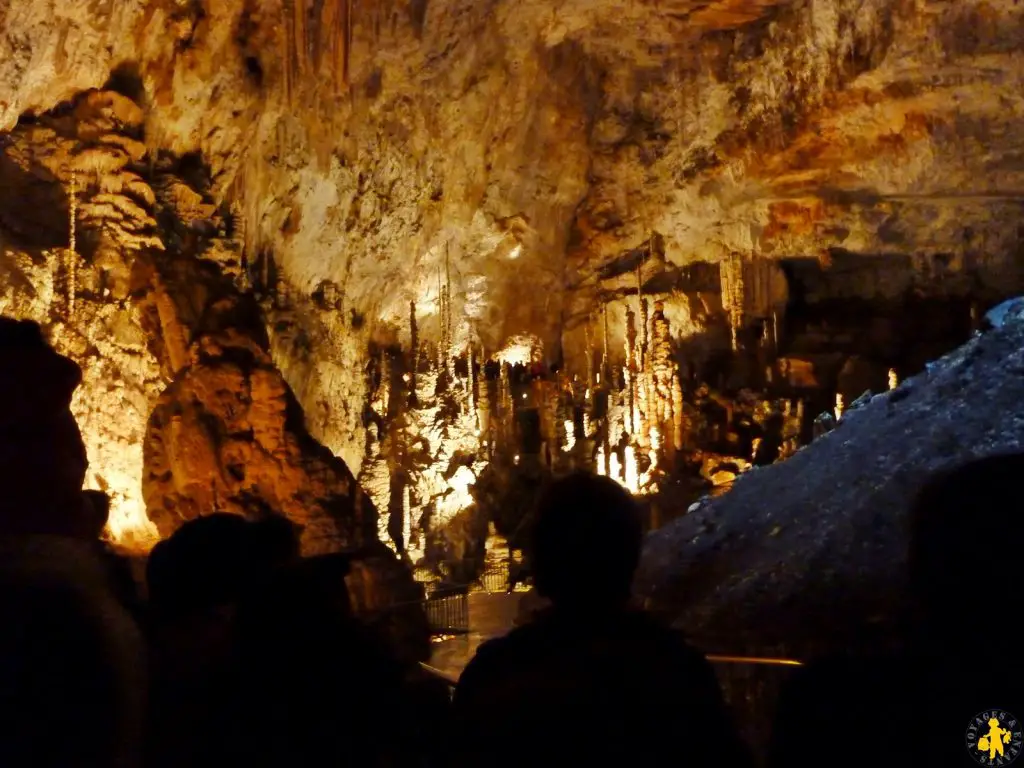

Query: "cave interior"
left=2, top=0, right=1024, bottom=606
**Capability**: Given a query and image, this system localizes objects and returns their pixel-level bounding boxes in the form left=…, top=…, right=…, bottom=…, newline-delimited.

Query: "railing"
left=423, top=587, right=470, bottom=635
left=709, top=653, right=802, bottom=765
left=418, top=653, right=801, bottom=762
left=477, top=566, right=509, bottom=594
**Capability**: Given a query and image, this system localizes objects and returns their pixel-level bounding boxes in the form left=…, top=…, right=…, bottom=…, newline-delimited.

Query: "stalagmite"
left=647, top=427, right=661, bottom=483
left=672, top=374, right=684, bottom=451
left=610, top=451, right=622, bottom=482
left=888, top=368, right=898, bottom=390
left=596, top=446, right=607, bottom=476
left=834, top=393, right=844, bottom=421
left=624, top=445, right=639, bottom=493
left=651, top=300, right=673, bottom=425
left=609, top=403, right=624, bottom=451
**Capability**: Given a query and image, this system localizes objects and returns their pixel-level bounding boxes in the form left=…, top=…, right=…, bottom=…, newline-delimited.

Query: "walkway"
left=428, top=591, right=524, bottom=680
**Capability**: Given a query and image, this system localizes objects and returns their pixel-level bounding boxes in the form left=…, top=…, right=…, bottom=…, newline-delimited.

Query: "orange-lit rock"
left=134, top=249, right=376, bottom=555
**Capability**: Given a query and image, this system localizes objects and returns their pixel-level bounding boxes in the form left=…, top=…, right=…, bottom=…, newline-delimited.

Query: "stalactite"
left=436, top=268, right=446, bottom=376
left=345, top=0, right=353, bottom=84
left=721, top=254, right=745, bottom=351
left=66, top=170, right=78, bottom=316
left=408, top=300, right=419, bottom=407
left=296, top=0, right=306, bottom=95
left=402, top=484, right=413, bottom=560
left=477, top=361, right=490, bottom=440
left=282, top=0, right=351, bottom=106
left=624, top=306, right=636, bottom=435
left=282, top=0, right=293, bottom=104
left=468, top=341, right=476, bottom=422
left=601, top=302, right=610, bottom=384
left=499, top=363, right=511, bottom=449
left=585, top=317, right=594, bottom=391
left=444, top=246, right=456, bottom=385
left=636, top=263, right=648, bottom=379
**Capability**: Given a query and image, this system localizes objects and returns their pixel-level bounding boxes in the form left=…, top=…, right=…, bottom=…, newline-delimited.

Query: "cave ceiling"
left=7, top=0, right=1024, bottom=349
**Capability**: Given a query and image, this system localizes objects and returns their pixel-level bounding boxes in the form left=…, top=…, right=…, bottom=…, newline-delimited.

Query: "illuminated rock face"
left=5, top=0, right=1024, bottom=558
left=135, top=249, right=376, bottom=555
left=0, top=89, right=164, bottom=549
left=637, top=304, right=1024, bottom=655
left=0, top=85, right=378, bottom=558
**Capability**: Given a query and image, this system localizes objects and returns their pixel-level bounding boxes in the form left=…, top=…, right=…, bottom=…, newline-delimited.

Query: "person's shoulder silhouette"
left=0, top=318, right=145, bottom=768
left=769, top=453, right=1024, bottom=768
left=452, top=471, right=751, bottom=768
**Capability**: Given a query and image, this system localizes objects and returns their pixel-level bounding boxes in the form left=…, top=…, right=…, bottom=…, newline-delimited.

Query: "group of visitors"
left=0, top=315, right=1021, bottom=767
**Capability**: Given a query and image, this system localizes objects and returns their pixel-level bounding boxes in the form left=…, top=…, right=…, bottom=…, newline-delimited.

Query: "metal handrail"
left=419, top=654, right=802, bottom=691
left=706, top=655, right=803, bottom=667
left=419, top=662, right=459, bottom=687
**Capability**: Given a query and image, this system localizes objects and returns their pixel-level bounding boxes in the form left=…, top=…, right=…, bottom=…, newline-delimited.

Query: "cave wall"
left=5, top=0, right=1024, bottom=554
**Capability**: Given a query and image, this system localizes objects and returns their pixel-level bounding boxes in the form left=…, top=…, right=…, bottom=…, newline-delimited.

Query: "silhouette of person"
left=145, top=513, right=301, bottom=768
left=221, top=549, right=423, bottom=768
left=0, top=317, right=146, bottom=768
left=451, top=471, right=752, bottom=768
left=768, top=453, right=1024, bottom=768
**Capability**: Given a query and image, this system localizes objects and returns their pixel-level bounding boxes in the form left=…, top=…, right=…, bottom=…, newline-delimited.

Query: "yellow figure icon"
left=978, top=717, right=1012, bottom=760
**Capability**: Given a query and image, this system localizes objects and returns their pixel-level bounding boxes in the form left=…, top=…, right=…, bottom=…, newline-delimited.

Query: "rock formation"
left=635, top=301, right=1024, bottom=657
left=0, top=87, right=165, bottom=549
left=0, top=84, right=391, bottom=560
left=5, top=0, right=1024, bottom=598
left=135, top=248, right=376, bottom=555
left=6, top=0, right=1024, bottom=488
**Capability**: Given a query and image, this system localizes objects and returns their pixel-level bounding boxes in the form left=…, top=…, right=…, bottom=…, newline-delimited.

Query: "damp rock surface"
left=636, top=303, right=1024, bottom=656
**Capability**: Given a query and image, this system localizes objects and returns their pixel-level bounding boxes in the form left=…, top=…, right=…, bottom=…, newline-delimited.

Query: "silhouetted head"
left=147, top=513, right=299, bottom=619
left=908, top=453, right=1024, bottom=644
left=0, top=317, right=90, bottom=536
left=529, top=471, right=642, bottom=610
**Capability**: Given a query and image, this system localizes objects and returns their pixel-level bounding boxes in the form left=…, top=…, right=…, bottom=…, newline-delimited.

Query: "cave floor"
left=428, top=591, right=524, bottom=681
